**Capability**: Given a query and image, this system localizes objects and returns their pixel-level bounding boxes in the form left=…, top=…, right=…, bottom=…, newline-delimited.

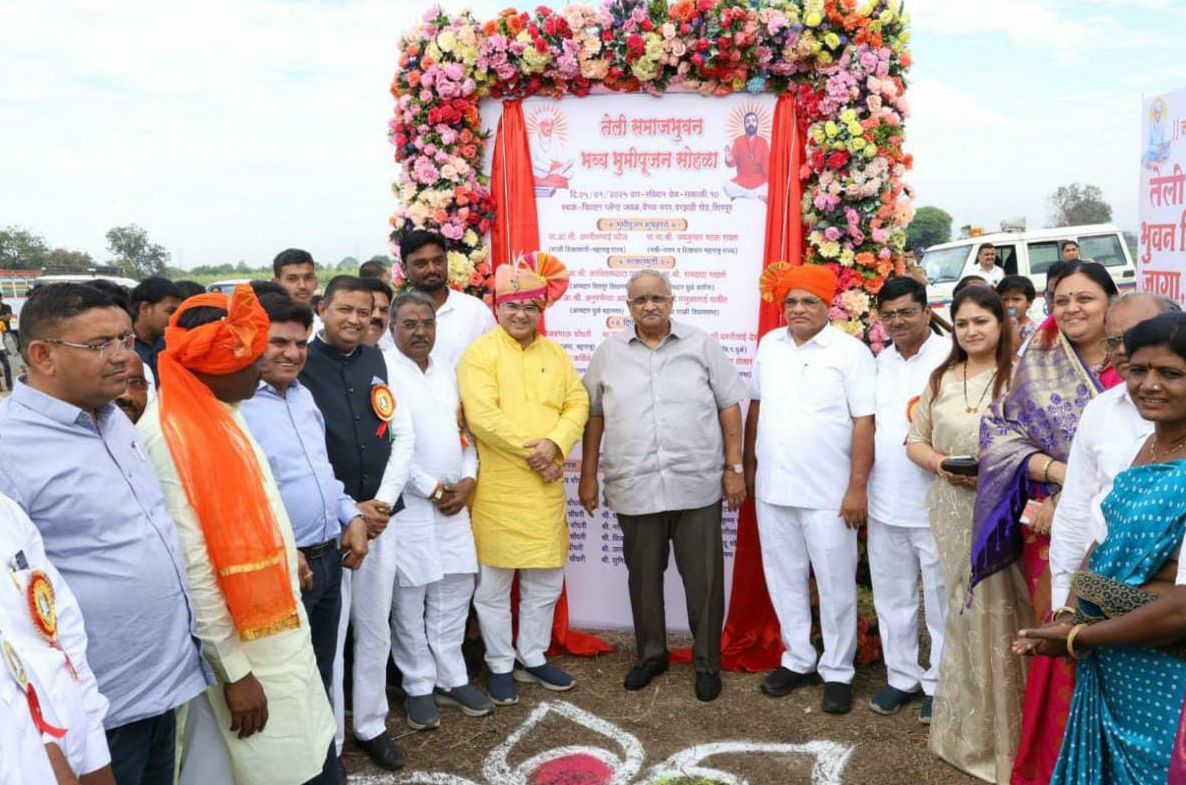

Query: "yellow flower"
left=824, top=120, right=839, bottom=137
left=824, top=32, right=840, bottom=49
left=817, top=50, right=833, bottom=64
left=846, top=121, right=863, bottom=136
left=426, top=43, right=443, bottom=62
left=864, top=144, right=878, bottom=158
left=819, top=241, right=841, bottom=259
left=446, top=251, right=472, bottom=287
left=810, top=126, right=826, bottom=143
left=840, top=108, right=857, bottom=124
left=804, top=10, right=823, bottom=27
left=462, top=229, right=478, bottom=246
left=437, top=30, right=456, bottom=53
left=851, top=137, right=867, bottom=150
left=839, top=248, right=856, bottom=267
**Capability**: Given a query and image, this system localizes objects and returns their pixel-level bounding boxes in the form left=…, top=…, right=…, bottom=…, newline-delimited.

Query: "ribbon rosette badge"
left=371, top=377, right=397, bottom=440
left=27, top=570, right=77, bottom=680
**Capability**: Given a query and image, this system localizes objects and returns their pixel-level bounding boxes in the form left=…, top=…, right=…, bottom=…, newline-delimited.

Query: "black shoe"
left=624, top=658, right=669, bottom=691
left=355, top=731, right=405, bottom=771
left=694, top=672, right=722, bottom=702
left=760, top=667, right=819, bottom=697
left=336, top=756, right=347, bottom=783
left=821, top=681, right=853, bottom=714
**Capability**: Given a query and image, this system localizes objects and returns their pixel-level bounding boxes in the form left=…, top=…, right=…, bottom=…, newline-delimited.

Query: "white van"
left=206, top=278, right=251, bottom=294
left=922, top=223, right=1137, bottom=320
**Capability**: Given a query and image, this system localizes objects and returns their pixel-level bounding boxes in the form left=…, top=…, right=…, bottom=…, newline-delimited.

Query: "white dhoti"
left=473, top=565, right=564, bottom=674
left=390, top=574, right=475, bottom=696
left=867, top=517, right=947, bottom=696
left=349, top=524, right=399, bottom=743
left=756, top=501, right=858, bottom=683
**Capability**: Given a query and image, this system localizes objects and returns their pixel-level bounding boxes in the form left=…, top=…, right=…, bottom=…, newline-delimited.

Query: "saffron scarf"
left=158, top=286, right=298, bottom=640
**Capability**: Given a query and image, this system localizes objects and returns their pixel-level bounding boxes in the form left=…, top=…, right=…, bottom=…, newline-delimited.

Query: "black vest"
left=300, top=337, right=402, bottom=509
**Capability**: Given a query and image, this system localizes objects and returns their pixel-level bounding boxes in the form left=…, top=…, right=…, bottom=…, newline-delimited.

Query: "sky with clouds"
left=3, top=0, right=1185, bottom=269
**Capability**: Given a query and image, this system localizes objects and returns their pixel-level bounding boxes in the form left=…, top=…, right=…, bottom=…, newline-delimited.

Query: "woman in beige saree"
left=908, top=286, right=1034, bottom=783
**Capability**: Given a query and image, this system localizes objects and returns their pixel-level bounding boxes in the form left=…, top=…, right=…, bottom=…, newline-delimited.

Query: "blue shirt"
left=240, top=379, right=362, bottom=547
left=0, top=382, right=209, bottom=728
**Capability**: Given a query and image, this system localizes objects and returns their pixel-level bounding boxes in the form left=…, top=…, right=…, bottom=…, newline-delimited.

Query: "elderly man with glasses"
left=579, top=269, right=745, bottom=703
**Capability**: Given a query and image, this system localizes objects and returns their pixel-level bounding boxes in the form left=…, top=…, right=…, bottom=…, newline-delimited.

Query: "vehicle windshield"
left=921, top=245, right=972, bottom=284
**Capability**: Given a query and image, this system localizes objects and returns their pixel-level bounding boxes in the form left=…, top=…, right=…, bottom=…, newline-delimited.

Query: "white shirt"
left=753, top=324, right=876, bottom=509
left=0, top=493, right=110, bottom=778
left=975, top=264, right=1005, bottom=286
left=0, top=661, right=56, bottom=785
left=432, top=289, right=496, bottom=369
left=373, top=350, right=417, bottom=509
left=385, top=350, right=479, bottom=587
left=378, top=330, right=395, bottom=353
left=868, top=333, right=949, bottom=527
left=1049, top=385, right=1151, bottom=607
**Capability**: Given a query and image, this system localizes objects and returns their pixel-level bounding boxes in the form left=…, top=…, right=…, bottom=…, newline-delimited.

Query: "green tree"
left=0, top=225, right=49, bottom=270
left=1047, top=183, right=1113, bottom=227
left=906, top=206, right=953, bottom=249
left=43, top=247, right=95, bottom=271
left=106, top=224, right=170, bottom=279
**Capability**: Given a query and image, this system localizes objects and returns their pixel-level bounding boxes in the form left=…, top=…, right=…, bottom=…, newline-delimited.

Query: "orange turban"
left=495, top=251, right=569, bottom=307
left=759, top=262, right=839, bottom=306
left=158, top=286, right=298, bottom=641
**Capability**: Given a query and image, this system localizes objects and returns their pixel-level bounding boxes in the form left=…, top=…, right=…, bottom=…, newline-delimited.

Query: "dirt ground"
left=343, top=632, right=980, bottom=785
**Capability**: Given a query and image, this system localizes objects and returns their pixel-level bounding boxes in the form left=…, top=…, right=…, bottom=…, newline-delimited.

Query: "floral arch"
left=389, top=0, right=913, bottom=336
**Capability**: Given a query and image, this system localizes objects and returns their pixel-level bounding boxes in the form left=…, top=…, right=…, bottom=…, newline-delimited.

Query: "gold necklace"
left=963, top=364, right=997, bottom=414
left=1149, top=431, right=1186, bottom=462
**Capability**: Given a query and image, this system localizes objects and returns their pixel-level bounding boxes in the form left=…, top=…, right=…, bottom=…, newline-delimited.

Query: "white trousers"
left=350, top=524, right=400, bottom=742
left=756, top=501, right=858, bottom=683
left=473, top=565, right=564, bottom=674
left=867, top=518, right=948, bottom=696
left=722, top=181, right=769, bottom=201
left=178, top=693, right=234, bottom=785
left=331, top=569, right=351, bottom=755
left=390, top=573, right=476, bottom=697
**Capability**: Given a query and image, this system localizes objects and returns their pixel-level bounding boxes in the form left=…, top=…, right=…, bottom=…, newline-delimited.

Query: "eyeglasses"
left=43, top=333, right=135, bottom=360
left=500, top=302, right=541, bottom=315
left=1105, top=336, right=1125, bottom=350
left=397, top=319, right=436, bottom=331
left=879, top=307, right=923, bottom=322
left=783, top=296, right=824, bottom=309
left=626, top=295, right=673, bottom=307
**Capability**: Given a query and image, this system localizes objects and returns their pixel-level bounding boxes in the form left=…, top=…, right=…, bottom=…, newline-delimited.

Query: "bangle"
left=1041, top=457, right=1055, bottom=484
left=1051, top=605, right=1077, bottom=622
left=1066, top=623, right=1088, bottom=659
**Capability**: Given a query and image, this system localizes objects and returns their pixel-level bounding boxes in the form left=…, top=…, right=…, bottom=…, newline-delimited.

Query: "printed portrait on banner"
left=723, top=102, right=772, bottom=203
left=527, top=105, right=574, bottom=197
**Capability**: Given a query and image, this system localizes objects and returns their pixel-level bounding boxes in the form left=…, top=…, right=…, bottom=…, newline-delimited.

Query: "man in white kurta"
left=139, top=289, right=335, bottom=785
left=1049, top=293, right=1171, bottom=607
left=395, top=229, right=495, bottom=369
left=0, top=490, right=113, bottom=785
left=745, top=263, right=875, bottom=716
left=867, top=277, right=949, bottom=721
left=384, top=291, right=491, bottom=731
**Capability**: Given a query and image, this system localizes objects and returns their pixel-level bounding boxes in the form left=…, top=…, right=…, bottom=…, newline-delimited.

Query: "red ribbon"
left=376, top=421, right=388, bottom=440
left=26, top=682, right=67, bottom=739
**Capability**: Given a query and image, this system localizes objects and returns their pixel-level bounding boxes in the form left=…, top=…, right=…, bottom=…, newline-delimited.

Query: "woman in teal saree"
left=1016, top=312, right=1186, bottom=784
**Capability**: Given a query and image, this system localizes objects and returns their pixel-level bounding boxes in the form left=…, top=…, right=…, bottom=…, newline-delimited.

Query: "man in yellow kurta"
left=138, top=287, right=336, bottom=785
left=458, top=252, right=588, bottom=705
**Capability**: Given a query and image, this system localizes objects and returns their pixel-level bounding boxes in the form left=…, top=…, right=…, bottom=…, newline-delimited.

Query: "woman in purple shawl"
left=972, top=261, right=1120, bottom=785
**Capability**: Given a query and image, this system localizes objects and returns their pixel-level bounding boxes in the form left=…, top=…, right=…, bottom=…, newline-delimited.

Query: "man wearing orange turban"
left=137, top=286, right=336, bottom=785
left=458, top=252, right=588, bottom=705
left=745, top=262, right=876, bottom=716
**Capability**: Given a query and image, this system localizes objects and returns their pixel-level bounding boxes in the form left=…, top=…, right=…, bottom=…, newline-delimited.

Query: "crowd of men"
left=0, top=230, right=1125, bottom=785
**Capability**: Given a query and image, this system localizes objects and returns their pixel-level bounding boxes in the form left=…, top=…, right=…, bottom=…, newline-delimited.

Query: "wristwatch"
left=728, top=464, right=744, bottom=474
left=432, top=486, right=445, bottom=501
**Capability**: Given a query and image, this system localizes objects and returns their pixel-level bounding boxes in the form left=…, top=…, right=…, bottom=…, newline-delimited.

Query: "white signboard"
left=1139, top=87, right=1186, bottom=303
left=481, top=93, right=774, bottom=630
